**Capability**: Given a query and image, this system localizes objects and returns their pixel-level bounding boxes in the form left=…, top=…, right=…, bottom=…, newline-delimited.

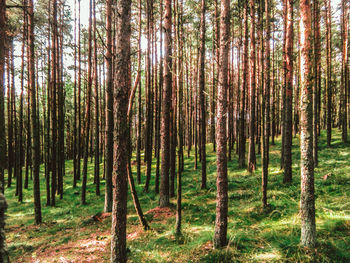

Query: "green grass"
left=4, top=128, right=350, bottom=262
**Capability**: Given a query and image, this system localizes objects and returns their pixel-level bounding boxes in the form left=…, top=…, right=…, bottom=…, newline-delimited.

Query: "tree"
left=325, top=0, right=332, bottom=147
left=214, top=0, right=230, bottom=248
left=199, top=0, right=206, bottom=189
left=283, top=0, right=293, bottom=183
left=247, top=0, right=256, bottom=172
left=93, top=0, right=100, bottom=196
left=159, top=0, right=172, bottom=208
left=110, top=0, right=131, bottom=261
left=340, top=0, right=348, bottom=143
left=104, top=0, right=113, bottom=213
left=28, top=0, right=42, bottom=224
left=0, top=0, right=6, bottom=194
left=313, top=0, right=321, bottom=166
left=81, top=0, right=93, bottom=205
left=239, top=1, right=248, bottom=169
left=262, top=0, right=271, bottom=209
left=300, top=0, right=316, bottom=248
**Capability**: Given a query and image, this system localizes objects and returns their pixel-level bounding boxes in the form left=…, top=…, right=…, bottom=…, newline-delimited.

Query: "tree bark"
left=300, top=0, right=316, bottom=248
left=325, top=0, right=332, bottom=147
left=199, top=0, right=206, bottom=189
left=159, top=0, right=172, bottom=208
left=0, top=0, right=6, bottom=194
left=283, top=0, right=294, bottom=183
left=28, top=0, right=42, bottom=224
left=239, top=2, right=248, bottom=168
left=262, top=0, right=271, bottom=209
left=248, top=0, right=256, bottom=172
left=110, top=0, right=131, bottom=261
left=214, top=0, right=230, bottom=249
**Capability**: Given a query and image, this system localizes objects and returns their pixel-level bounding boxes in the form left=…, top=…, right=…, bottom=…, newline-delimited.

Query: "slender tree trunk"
left=325, top=0, right=332, bottom=146
left=81, top=0, right=93, bottom=205
left=199, top=0, right=206, bottom=189
left=104, top=0, right=113, bottom=213
left=175, top=0, right=184, bottom=234
left=283, top=0, right=294, bottom=183
left=300, top=0, right=316, bottom=248
left=248, top=0, right=256, bottom=172
left=341, top=0, right=348, bottom=142
left=159, top=0, right=172, bottom=208
left=77, top=0, right=81, bottom=182
left=313, top=0, right=321, bottom=166
left=239, top=2, right=248, bottom=168
left=0, top=0, right=6, bottom=194
left=93, top=0, right=100, bottom=196
left=262, top=0, right=271, bottom=209
left=73, top=0, right=78, bottom=189
left=28, top=0, right=42, bottom=224
left=136, top=0, right=142, bottom=185
left=214, top=0, right=230, bottom=248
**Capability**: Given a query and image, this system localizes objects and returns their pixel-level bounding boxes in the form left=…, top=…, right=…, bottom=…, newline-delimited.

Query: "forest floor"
left=5, top=129, right=350, bottom=262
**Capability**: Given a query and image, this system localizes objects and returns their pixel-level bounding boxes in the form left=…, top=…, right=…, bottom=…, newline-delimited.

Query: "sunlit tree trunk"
left=300, top=0, right=316, bottom=248
left=214, top=0, right=230, bottom=248
left=160, top=0, right=172, bottom=208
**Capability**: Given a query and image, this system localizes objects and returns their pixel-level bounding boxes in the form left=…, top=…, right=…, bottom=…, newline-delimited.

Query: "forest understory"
left=6, top=129, right=350, bottom=263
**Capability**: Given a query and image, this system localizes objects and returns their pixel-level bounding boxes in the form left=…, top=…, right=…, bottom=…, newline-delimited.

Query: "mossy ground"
left=5, top=129, right=350, bottom=262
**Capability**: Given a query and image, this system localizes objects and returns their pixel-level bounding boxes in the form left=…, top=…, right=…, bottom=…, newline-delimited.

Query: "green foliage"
left=5, top=129, right=350, bottom=262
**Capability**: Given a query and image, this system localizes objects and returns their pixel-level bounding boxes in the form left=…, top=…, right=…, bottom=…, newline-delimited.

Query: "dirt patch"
left=145, top=207, right=175, bottom=222
left=19, top=231, right=110, bottom=263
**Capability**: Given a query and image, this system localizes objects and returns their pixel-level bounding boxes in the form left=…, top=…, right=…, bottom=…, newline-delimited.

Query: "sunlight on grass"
left=253, top=251, right=282, bottom=261
left=4, top=128, right=350, bottom=262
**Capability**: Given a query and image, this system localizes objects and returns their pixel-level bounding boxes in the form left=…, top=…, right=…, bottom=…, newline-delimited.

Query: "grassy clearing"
left=5, top=129, right=350, bottom=262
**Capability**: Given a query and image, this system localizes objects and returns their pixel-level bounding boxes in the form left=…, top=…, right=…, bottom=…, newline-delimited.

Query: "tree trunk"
left=299, top=0, right=316, bottom=248
left=283, top=0, right=293, bottom=184
left=239, top=2, right=248, bottom=168
left=262, top=0, right=271, bottom=209
left=28, top=0, right=42, bottom=224
left=104, top=0, right=113, bottom=212
left=199, top=0, right=206, bottom=189
left=248, top=0, right=256, bottom=172
left=159, top=0, right=172, bottom=208
left=325, top=0, right=332, bottom=146
left=341, top=0, right=348, bottom=142
left=81, top=0, right=93, bottom=205
left=0, top=0, right=6, bottom=194
left=110, top=0, right=131, bottom=261
left=214, top=0, right=230, bottom=249
left=313, top=0, right=321, bottom=166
